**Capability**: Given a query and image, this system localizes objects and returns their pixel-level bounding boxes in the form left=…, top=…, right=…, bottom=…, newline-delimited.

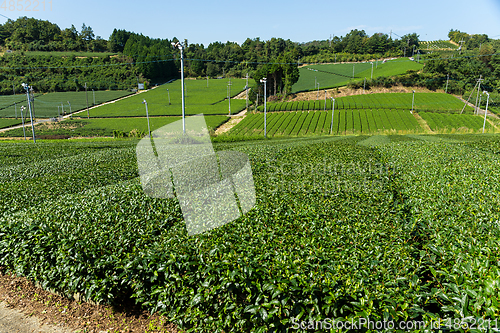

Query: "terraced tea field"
left=230, top=109, right=422, bottom=136
left=420, top=112, right=494, bottom=132
left=231, top=92, right=488, bottom=137
left=0, top=115, right=229, bottom=138
left=420, top=40, right=458, bottom=50
left=2, top=133, right=500, bottom=332
left=292, top=59, right=423, bottom=93
left=0, top=90, right=132, bottom=118
left=259, top=92, right=474, bottom=113
left=0, top=118, right=23, bottom=130
left=80, top=78, right=248, bottom=117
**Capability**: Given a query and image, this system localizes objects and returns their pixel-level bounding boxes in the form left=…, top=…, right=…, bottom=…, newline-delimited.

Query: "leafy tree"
left=254, top=50, right=299, bottom=97
left=108, top=29, right=132, bottom=52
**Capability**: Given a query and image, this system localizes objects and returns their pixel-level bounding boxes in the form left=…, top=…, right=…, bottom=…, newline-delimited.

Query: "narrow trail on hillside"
left=215, top=108, right=248, bottom=135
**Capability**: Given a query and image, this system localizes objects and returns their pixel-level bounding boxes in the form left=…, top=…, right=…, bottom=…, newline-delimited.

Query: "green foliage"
left=259, top=93, right=474, bottom=113
left=227, top=108, right=424, bottom=137
left=0, top=17, right=107, bottom=52
left=292, top=59, right=423, bottom=93
left=4, top=135, right=500, bottom=331
left=0, top=118, right=22, bottom=129
left=83, top=79, right=248, bottom=118
left=254, top=51, right=300, bottom=97
left=0, top=53, right=138, bottom=93
left=419, top=112, right=493, bottom=132
left=0, top=116, right=228, bottom=138
left=0, top=91, right=132, bottom=118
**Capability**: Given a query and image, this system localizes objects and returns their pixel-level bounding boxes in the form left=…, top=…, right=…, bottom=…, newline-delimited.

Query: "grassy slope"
left=292, top=59, right=423, bottom=93
left=81, top=79, right=248, bottom=117
left=0, top=91, right=132, bottom=118
left=0, top=118, right=23, bottom=129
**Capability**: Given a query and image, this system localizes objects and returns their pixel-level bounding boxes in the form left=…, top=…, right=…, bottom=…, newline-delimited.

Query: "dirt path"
left=413, top=112, right=433, bottom=133
left=214, top=109, right=248, bottom=135
left=0, top=302, right=73, bottom=333
left=0, top=271, right=177, bottom=333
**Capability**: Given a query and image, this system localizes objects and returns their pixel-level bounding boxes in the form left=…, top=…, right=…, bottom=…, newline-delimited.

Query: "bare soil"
left=286, top=85, right=449, bottom=102
left=215, top=109, right=247, bottom=135
left=0, top=269, right=178, bottom=333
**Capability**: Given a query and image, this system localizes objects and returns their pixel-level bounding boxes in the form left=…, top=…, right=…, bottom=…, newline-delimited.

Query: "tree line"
left=0, top=17, right=498, bottom=99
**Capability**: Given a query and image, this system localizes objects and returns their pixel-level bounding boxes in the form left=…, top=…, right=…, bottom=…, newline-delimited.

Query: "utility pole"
left=371, top=62, right=374, bottom=79
left=228, top=79, right=232, bottom=115
left=22, top=83, right=35, bottom=143
left=445, top=74, right=449, bottom=94
left=317, top=82, right=320, bottom=100
left=29, top=86, right=35, bottom=120
left=411, top=90, right=415, bottom=113
left=260, top=79, right=267, bottom=138
left=461, top=79, right=480, bottom=114
left=85, top=83, right=90, bottom=119
left=324, top=90, right=327, bottom=111
left=172, top=41, right=186, bottom=134
left=330, top=98, right=335, bottom=134
left=20, top=106, right=26, bottom=140
left=246, top=73, right=249, bottom=110
left=483, top=91, right=490, bottom=133
left=458, top=40, right=465, bottom=54
left=475, top=75, right=483, bottom=115
left=143, top=99, right=151, bottom=137
left=92, top=89, right=95, bottom=105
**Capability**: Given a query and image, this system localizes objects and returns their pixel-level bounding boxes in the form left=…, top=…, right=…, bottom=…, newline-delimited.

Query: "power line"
left=0, top=51, right=497, bottom=74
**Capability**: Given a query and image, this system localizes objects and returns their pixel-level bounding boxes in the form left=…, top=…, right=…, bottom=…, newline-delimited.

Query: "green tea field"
left=229, top=92, right=490, bottom=137
left=259, top=92, right=474, bottom=113
left=79, top=78, right=248, bottom=117
left=292, top=59, right=423, bottom=93
left=0, top=115, right=229, bottom=138
left=230, top=109, right=422, bottom=136
left=2, top=133, right=500, bottom=331
left=0, top=118, right=23, bottom=130
left=0, top=90, right=133, bottom=118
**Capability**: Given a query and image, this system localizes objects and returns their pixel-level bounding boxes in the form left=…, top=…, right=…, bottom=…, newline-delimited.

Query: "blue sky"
left=1, top=0, right=499, bottom=45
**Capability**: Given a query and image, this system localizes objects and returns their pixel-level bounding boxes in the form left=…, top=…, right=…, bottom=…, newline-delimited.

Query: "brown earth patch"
left=0, top=269, right=178, bottom=333
left=286, top=85, right=448, bottom=101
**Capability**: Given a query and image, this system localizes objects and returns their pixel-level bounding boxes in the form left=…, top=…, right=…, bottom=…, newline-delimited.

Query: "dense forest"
left=0, top=17, right=498, bottom=98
